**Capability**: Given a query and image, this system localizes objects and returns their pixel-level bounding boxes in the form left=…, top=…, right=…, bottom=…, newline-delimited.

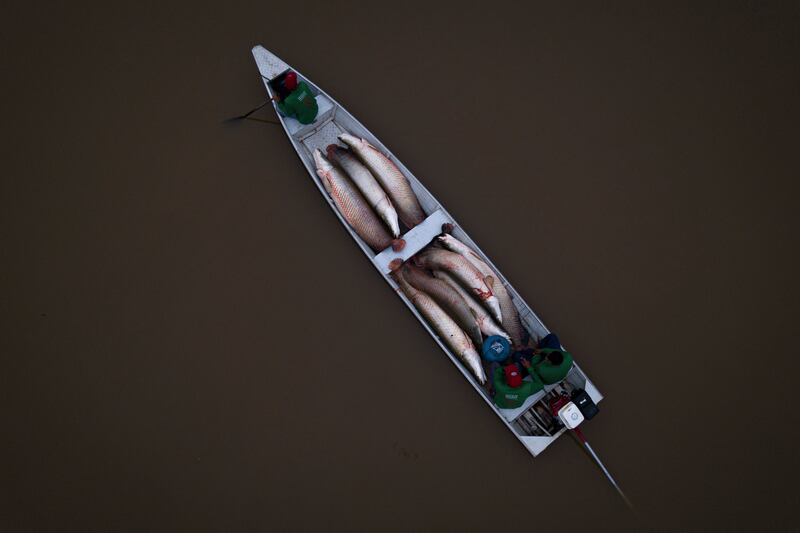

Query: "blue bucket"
left=482, top=336, right=511, bottom=362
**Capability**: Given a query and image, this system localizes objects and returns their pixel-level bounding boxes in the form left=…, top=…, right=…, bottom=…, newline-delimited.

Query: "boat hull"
left=252, top=46, right=602, bottom=456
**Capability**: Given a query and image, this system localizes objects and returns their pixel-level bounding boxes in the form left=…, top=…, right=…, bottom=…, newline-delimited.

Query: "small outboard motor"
left=571, top=388, right=599, bottom=420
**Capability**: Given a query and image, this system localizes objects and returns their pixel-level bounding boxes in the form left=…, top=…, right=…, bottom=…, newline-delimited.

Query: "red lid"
left=504, top=364, right=523, bottom=388
left=284, top=71, right=298, bottom=91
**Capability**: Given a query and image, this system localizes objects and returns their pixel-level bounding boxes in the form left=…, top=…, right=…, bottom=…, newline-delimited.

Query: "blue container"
left=482, top=336, right=511, bottom=362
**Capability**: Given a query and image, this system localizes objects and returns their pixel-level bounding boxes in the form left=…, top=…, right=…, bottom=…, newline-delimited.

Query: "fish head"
left=325, top=144, right=344, bottom=160
left=338, top=133, right=365, bottom=150
left=313, top=149, right=333, bottom=173
left=403, top=262, right=439, bottom=291
left=403, top=261, right=429, bottom=278
left=417, top=248, right=443, bottom=262
left=390, top=265, right=415, bottom=296
left=400, top=261, right=416, bottom=279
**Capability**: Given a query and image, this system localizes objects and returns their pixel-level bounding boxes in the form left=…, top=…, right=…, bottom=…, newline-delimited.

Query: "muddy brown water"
left=2, top=2, right=799, bottom=532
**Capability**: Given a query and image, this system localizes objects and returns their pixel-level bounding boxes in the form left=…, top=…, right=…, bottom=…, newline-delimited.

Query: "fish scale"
left=402, top=263, right=483, bottom=346
left=327, top=144, right=401, bottom=238
left=433, top=270, right=511, bottom=342
left=339, top=133, right=425, bottom=229
left=438, top=234, right=527, bottom=348
left=313, top=149, right=393, bottom=252
left=416, top=248, right=503, bottom=324
left=394, top=269, right=486, bottom=385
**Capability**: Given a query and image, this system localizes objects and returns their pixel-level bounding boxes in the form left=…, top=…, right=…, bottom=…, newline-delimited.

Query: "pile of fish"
left=392, top=233, right=529, bottom=386
left=313, top=132, right=425, bottom=252
left=314, top=131, right=529, bottom=387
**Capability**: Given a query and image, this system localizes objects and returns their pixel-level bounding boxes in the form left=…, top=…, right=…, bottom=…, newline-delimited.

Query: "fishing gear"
left=224, top=98, right=280, bottom=124
left=224, top=73, right=282, bottom=124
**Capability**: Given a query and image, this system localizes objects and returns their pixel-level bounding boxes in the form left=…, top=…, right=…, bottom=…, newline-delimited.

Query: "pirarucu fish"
left=438, top=233, right=527, bottom=348
left=402, top=263, right=483, bottom=346
left=416, top=248, right=503, bottom=325
left=313, top=149, right=397, bottom=252
left=339, top=133, right=425, bottom=229
left=394, top=267, right=486, bottom=384
left=326, top=144, right=401, bottom=238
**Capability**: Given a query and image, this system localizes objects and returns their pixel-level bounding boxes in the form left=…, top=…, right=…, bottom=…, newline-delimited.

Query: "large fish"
left=433, top=270, right=511, bottom=343
left=338, top=133, right=425, bottom=228
left=438, top=233, right=527, bottom=348
left=402, top=263, right=483, bottom=346
left=416, top=248, right=503, bottom=324
left=394, top=268, right=486, bottom=385
left=313, top=149, right=395, bottom=252
left=326, top=144, right=401, bottom=238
